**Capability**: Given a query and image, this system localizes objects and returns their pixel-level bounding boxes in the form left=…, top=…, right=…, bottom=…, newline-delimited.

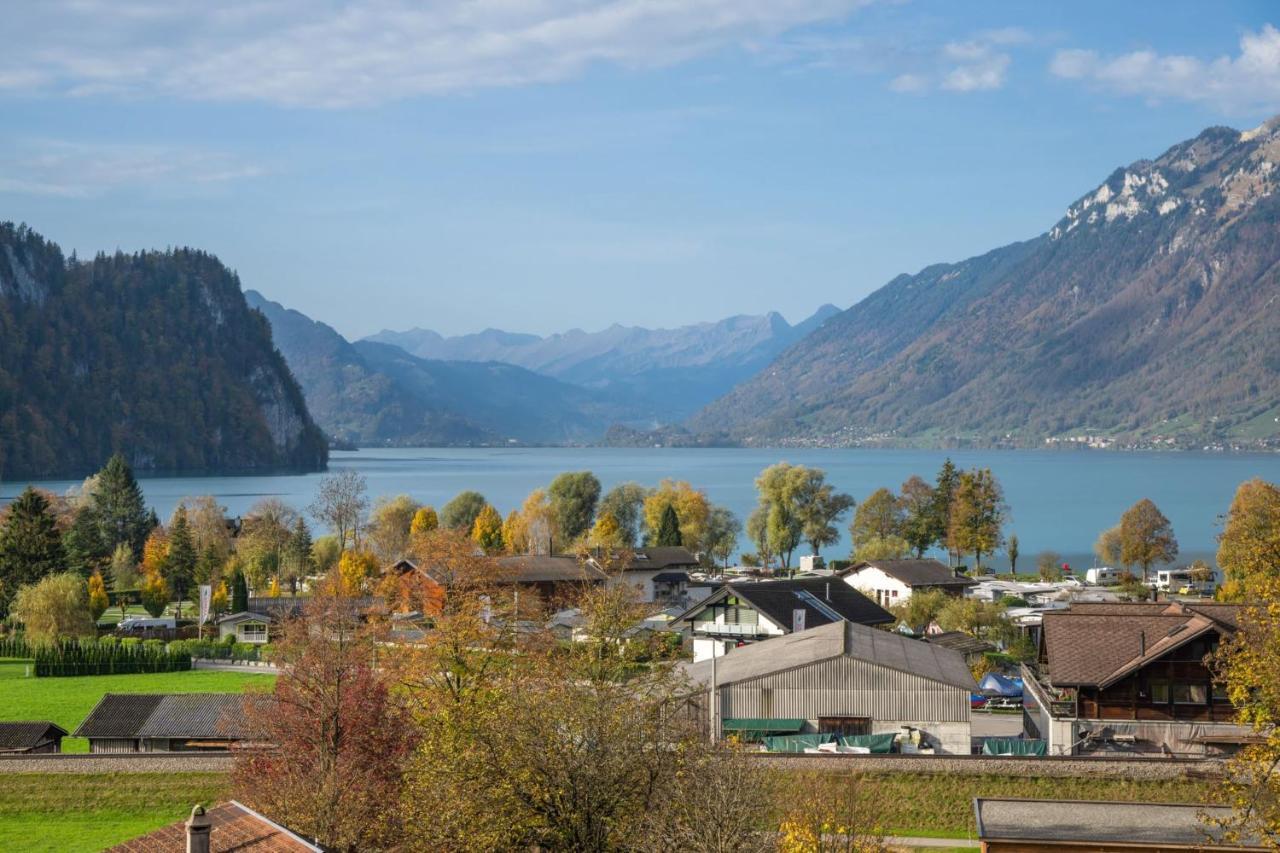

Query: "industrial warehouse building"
left=679, top=619, right=977, bottom=754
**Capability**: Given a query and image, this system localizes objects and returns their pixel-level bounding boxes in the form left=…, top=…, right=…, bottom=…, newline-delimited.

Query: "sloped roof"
left=616, top=546, right=699, bottom=571
left=975, top=798, right=1261, bottom=848
left=74, top=694, right=264, bottom=740
left=105, top=801, right=324, bottom=852
left=681, top=620, right=976, bottom=692
left=493, top=555, right=609, bottom=584
left=692, top=577, right=894, bottom=632
left=216, top=611, right=274, bottom=626
left=0, top=721, right=67, bottom=750
left=1043, top=602, right=1241, bottom=687
left=925, top=630, right=995, bottom=656
left=842, top=559, right=976, bottom=588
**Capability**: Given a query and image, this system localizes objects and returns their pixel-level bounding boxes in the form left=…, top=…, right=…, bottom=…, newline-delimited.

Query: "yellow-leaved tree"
left=410, top=505, right=439, bottom=537
left=139, top=570, right=169, bottom=618
left=338, top=550, right=379, bottom=595
left=1218, top=478, right=1280, bottom=601
left=642, top=480, right=710, bottom=552
left=470, top=504, right=505, bottom=555
left=87, top=572, right=110, bottom=623
left=210, top=580, right=229, bottom=616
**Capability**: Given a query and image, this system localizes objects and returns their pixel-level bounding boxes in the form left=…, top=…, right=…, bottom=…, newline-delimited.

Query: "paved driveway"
left=971, top=710, right=1024, bottom=738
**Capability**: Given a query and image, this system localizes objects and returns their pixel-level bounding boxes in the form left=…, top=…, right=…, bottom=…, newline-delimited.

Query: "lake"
left=5, top=447, right=1280, bottom=571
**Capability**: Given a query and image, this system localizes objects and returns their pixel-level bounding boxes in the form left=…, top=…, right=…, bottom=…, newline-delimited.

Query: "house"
left=680, top=620, right=977, bottom=753
left=1022, top=601, right=1256, bottom=756
left=106, top=802, right=323, bottom=852
left=593, top=546, right=699, bottom=604
left=974, top=798, right=1263, bottom=851
left=492, top=554, right=608, bottom=602
left=216, top=611, right=273, bottom=644
left=74, top=693, right=266, bottom=753
left=838, top=559, right=976, bottom=606
left=0, top=721, right=67, bottom=754
left=672, top=576, right=894, bottom=662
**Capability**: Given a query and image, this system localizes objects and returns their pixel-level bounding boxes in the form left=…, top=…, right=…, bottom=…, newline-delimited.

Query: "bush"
left=0, top=636, right=31, bottom=658
left=32, top=638, right=192, bottom=677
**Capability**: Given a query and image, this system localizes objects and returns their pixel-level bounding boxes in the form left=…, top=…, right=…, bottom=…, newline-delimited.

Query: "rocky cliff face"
left=0, top=223, right=328, bottom=478
left=692, top=118, right=1280, bottom=449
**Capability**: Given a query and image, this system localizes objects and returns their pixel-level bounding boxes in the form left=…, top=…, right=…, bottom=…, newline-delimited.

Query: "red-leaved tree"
left=232, top=591, right=418, bottom=852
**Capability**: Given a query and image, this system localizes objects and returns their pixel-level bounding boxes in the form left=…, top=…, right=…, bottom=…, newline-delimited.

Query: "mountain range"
left=364, top=305, right=839, bottom=422
left=691, top=117, right=1280, bottom=449
left=0, top=224, right=327, bottom=479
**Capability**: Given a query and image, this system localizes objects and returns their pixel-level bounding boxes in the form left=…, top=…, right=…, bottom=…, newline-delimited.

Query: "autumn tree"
left=281, top=517, right=313, bottom=595
left=1036, top=551, right=1063, bottom=581
left=181, top=496, right=232, bottom=564
left=948, top=468, right=1006, bottom=571
left=337, top=550, right=379, bottom=595
left=239, top=498, right=299, bottom=590
left=471, top=504, right=505, bottom=554
left=1007, top=534, right=1020, bottom=574
left=409, top=505, right=439, bottom=537
left=367, top=494, right=420, bottom=564
left=1217, top=478, right=1280, bottom=601
left=746, top=505, right=776, bottom=569
left=889, top=587, right=949, bottom=633
left=1094, top=524, right=1124, bottom=567
left=0, top=486, right=67, bottom=616
left=87, top=572, right=109, bottom=623
left=1119, top=498, right=1178, bottom=582
left=140, top=528, right=168, bottom=579
left=109, top=543, right=141, bottom=591
left=233, top=595, right=419, bottom=852
left=308, top=470, right=368, bottom=553
left=642, top=480, right=710, bottom=551
left=210, top=580, right=229, bottom=617
left=548, top=470, right=601, bottom=544
left=599, top=482, right=648, bottom=547
left=12, top=573, right=97, bottom=641
left=849, top=487, right=909, bottom=560
left=440, top=490, right=487, bottom=533
left=503, top=488, right=554, bottom=554
left=753, top=463, right=852, bottom=567
left=588, top=511, right=625, bottom=549
left=140, top=570, right=169, bottom=618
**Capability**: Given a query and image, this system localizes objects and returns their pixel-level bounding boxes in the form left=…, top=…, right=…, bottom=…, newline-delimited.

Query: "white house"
left=838, top=559, right=976, bottom=608
left=216, top=612, right=273, bottom=644
left=672, top=576, right=893, bottom=662
left=592, top=546, right=699, bottom=604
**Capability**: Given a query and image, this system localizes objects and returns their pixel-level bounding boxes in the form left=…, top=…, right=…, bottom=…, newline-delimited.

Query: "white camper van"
left=1085, top=566, right=1121, bottom=585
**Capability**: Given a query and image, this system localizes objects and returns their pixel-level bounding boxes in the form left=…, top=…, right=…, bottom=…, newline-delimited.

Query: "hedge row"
left=0, top=636, right=31, bottom=658
left=168, top=637, right=273, bottom=662
left=33, top=638, right=192, bottom=677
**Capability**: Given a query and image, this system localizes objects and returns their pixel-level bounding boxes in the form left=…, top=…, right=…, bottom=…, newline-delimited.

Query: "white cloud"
left=0, top=0, right=876, bottom=108
left=892, top=27, right=1028, bottom=94
left=1050, top=24, right=1280, bottom=112
left=0, top=140, right=264, bottom=198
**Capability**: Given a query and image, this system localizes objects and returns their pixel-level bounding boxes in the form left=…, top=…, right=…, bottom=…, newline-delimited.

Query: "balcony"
left=691, top=621, right=768, bottom=638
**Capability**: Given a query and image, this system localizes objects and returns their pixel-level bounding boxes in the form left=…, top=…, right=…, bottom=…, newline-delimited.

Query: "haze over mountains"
left=692, top=117, right=1280, bottom=449
left=364, top=306, right=840, bottom=422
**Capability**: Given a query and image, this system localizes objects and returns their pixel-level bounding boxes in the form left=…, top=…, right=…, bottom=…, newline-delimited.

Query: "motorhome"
left=1084, top=566, right=1121, bottom=585
left=116, top=616, right=176, bottom=634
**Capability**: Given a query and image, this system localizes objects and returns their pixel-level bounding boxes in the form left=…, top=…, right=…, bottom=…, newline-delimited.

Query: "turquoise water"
left=5, top=447, right=1280, bottom=570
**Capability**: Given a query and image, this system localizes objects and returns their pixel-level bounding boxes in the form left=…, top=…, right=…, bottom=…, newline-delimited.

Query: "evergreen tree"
left=931, top=458, right=960, bottom=564
left=0, top=487, right=67, bottom=616
left=656, top=504, right=683, bottom=547
left=165, top=506, right=197, bottom=614
left=195, top=545, right=222, bottom=587
left=91, top=454, right=154, bottom=561
left=62, top=507, right=102, bottom=576
left=283, top=517, right=314, bottom=595
left=232, top=569, right=250, bottom=613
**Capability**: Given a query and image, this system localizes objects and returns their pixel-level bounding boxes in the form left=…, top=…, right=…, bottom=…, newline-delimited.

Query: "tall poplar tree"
left=656, top=504, right=682, bottom=547
left=166, top=505, right=197, bottom=614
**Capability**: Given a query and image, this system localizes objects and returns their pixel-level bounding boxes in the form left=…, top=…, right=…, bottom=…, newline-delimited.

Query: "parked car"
left=116, top=616, right=176, bottom=634
left=986, top=696, right=1023, bottom=711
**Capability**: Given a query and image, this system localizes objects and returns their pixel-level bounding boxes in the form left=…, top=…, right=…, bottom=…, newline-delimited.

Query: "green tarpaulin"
left=762, top=733, right=837, bottom=753
left=721, top=718, right=806, bottom=734
left=981, top=738, right=1047, bottom=756
left=838, top=733, right=898, bottom=753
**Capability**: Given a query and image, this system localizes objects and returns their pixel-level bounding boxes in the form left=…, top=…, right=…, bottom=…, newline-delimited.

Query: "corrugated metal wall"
left=720, top=656, right=969, bottom=722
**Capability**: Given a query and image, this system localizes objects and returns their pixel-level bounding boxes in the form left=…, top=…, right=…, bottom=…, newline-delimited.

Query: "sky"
left=4, top=2, right=1280, bottom=339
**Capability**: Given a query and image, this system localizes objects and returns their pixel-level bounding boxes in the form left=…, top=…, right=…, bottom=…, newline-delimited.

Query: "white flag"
left=198, top=584, right=212, bottom=625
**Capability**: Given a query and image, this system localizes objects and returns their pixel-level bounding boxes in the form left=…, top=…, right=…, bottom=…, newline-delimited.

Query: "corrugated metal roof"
left=681, top=620, right=976, bottom=692
left=0, top=721, right=67, bottom=749
left=73, top=694, right=164, bottom=738
left=975, top=798, right=1261, bottom=847
left=74, top=693, right=265, bottom=740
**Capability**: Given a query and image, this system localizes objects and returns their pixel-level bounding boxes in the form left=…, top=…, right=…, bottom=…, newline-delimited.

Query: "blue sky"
left=3, top=1, right=1280, bottom=339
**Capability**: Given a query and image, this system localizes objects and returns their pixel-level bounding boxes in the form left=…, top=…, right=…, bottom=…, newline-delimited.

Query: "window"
left=1173, top=683, right=1208, bottom=705
left=1212, top=682, right=1230, bottom=704
left=818, top=717, right=871, bottom=736
left=240, top=622, right=268, bottom=642
left=1149, top=680, right=1170, bottom=704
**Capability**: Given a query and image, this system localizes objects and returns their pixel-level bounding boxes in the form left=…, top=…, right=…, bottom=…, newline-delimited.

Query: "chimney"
left=1139, top=630, right=1146, bottom=657
left=186, top=804, right=211, bottom=853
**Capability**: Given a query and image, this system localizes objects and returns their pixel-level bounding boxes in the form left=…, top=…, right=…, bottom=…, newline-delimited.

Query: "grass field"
left=0, top=660, right=275, bottom=753
left=0, top=772, right=228, bottom=853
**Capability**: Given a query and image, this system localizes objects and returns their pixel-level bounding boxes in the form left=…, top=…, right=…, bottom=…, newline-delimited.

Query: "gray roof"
left=493, top=555, right=608, bottom=584
left=843, top=559, right=976, bottom=588
left=0, top=721, right=67, bottom=749
left=216, top=611, right=274, bottom=626
left=974, top=799, right=1262, bottom=848
left=75, top=693, right=264, bottom=740
left=681, top=620, right=977, bottom=692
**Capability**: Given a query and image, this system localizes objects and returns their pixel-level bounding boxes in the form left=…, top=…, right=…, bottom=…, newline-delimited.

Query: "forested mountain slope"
left=248, top=292, right=631, bottom=446
left=0, top=224, right=328, bottom=478
left=692, top=119, right=1280, bottom=449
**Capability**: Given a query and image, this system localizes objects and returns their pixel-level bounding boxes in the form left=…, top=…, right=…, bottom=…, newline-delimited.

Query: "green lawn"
left=0, top=660, right=275, bottom=753
left=0, top=772, right=228, bottom=853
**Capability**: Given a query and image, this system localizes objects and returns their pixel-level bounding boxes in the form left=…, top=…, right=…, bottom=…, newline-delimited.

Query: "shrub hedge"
left=168, top=637, right=273, bottom=662
left=33, top=638, right=192, bottom=677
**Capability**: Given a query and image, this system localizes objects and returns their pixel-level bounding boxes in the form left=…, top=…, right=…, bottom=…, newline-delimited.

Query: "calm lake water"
left=6, top=447, right=1280, bottom=571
